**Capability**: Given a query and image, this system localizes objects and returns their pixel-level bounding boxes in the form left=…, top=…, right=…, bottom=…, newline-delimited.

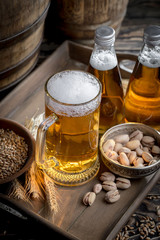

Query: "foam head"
left=47, top=71, right=100, bottom=104
left=46, top=71, right=101, bottom=117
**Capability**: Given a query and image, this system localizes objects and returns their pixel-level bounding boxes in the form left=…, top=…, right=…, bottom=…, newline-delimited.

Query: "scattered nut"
left=100, top=172, right=115, bottom=182
left=93, top=183, right=102, bottom=194
left=105, top=189, right=120, bottom=203
left=102, top=181, right=117, bottom=191
left=83, top=192, right=96, bottom=206
left=116, top=177, right=131, bottom=189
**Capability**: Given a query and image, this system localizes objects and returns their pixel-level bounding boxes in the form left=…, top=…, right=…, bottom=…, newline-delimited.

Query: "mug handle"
left=35, top=113, right=58, bottom=168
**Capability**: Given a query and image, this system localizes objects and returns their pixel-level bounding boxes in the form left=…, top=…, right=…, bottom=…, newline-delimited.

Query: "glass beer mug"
left=36, top=70, right=102, bottom=186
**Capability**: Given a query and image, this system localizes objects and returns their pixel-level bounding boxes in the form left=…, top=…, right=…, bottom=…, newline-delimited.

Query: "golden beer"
left=125, top=25, right=160, bottom=131
left=39, top=70, right=102, bottom=186
left=124, top=62, right=160, bottom=130
left=88, top=64, right=124, bottom=134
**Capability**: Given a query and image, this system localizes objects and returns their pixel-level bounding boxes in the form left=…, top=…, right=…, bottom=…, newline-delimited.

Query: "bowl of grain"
left=0, top=118, right=35, bottom=184
left=99, top=123, right=160, bottom=178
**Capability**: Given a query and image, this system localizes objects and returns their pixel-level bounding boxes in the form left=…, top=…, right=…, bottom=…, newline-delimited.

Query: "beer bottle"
left=124, top=25, right=160, bottom=131
left=88, top=26, right=124, bottom=134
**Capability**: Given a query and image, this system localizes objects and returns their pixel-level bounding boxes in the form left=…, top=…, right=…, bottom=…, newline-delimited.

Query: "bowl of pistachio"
left=99, top=123, right=160, bottom=178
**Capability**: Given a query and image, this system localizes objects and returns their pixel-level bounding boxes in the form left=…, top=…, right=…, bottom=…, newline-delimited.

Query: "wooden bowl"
left=0, top=118, right=35, bottom=184
left=100, top=123, right=160, bottom=178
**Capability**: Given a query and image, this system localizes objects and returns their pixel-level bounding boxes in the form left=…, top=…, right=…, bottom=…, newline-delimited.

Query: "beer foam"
left=90, top=49, right=117, bottom=71
left=47, top=71, right=101, bottom=117
left=138, top=45, right=160, bottom=68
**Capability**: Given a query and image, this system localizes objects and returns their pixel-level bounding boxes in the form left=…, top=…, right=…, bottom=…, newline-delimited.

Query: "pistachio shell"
left=102, top=181, right=117, bottom=191
left=105, top=190, right=120, bottom=203
left=116, top=177, right=131, bottom=189
left=83, top=192, right=96, bottom=206
left=129, top=130, right=143, bottom=141
left=142, top=152, right=153, bottom=162
left=100, top=172, right=116, bottom=182
left=93, top=183, right=102, bottom=194
left=128, top=151, right=137, bottom=164
left=105, top=150, right=118, bottom=161
left=125, top=140, right=140, bottom=150
left=114, top=143, right=123, bottom=152
left=103, top=139, right=115, bottom=152
left=152, top=145, right=160, bottom=154
left=142, top=136, right=155, bottom=147
left=119, top=152, right=130, bottom=166
left=114, top=134, right=129, bottom=144
left=136, top=147, right=143, bottom=156
left=118, top=147, right=131, bottom=154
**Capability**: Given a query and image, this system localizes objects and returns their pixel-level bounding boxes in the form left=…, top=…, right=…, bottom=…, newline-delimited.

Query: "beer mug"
left=36, top=70, right=102, bottom=186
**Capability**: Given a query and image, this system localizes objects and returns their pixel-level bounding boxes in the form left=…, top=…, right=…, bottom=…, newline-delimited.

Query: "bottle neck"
left=93, top=43, right=115, bottom=52
left=138, top=42, right=160, bottom=68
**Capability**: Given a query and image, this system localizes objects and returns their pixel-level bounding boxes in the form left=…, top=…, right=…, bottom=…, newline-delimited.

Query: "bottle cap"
left=144, top=25, right=160, bottom=46
left=94, top=26, right=115, bottom=46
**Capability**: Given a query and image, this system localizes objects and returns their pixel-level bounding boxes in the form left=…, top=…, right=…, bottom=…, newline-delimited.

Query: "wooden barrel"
left=0, top=0, right=50, bottom=92
left=54, top=0, right=129, bottom=45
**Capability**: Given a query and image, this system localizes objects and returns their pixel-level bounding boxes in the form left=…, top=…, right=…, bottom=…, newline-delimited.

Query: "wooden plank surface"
left=0, top=41, right=159, bottom=240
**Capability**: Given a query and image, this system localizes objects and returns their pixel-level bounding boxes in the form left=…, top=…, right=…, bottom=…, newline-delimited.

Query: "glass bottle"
left=88, top=26, right=124, bottom=134
left=124, top=25, right=160, bottom=131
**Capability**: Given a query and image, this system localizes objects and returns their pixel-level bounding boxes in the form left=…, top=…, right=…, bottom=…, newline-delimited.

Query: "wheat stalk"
left=44, top=173, right=59, bottom=215
left=25, top=161, right=44, bottom=199
left=9, top=179, right=29, bottom=203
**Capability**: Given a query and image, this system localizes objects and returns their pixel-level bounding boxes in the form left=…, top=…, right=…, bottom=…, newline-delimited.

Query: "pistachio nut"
left=83, top=192, right=96, bottom=206
left=93, top=183, right=102, bottom=194
left=129, top=130, right=143, bottom=141
left=103, top=139, right=115, bottom=152
left=136, top=147, right=143, bottom=156
left=152, top=145, right=160, bottom=155
left=116, top=177, right=131, bottom=189
left=143, top=147, right=150, bottom=153
left=128, top=151, right=137, bottom=164
left=114, top=134, right=129, bottom=144
left=125, top=140, right=140, bottom=150
left=102, top=181, right=117, bottom=191
left=118, top=147, right=131, bottom=154
left=133, top=157, right=144, bottom=167
left=114, top=143, right=123, bottom=152
left=119, top=152, right=130, bottom=166
left=148, top=159, right=157, bottom=165
left=100, top=172, right=116, bottom=182
left=105, top=189, right=120, bottom=203
left=142, top=151, right=153, bottom=163
left=142, top=136, right=155, bottom=147
left=105, top=150, right=118, bottom=161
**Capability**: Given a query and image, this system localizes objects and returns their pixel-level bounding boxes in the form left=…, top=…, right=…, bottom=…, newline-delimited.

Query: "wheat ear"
left=44, top=173, right=59, bottom=214
left=9, top=179, right=29, bottom=202
left=25, top=161, right=44, bottom=199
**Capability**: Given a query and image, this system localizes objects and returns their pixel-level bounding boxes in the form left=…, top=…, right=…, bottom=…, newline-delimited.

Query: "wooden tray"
left=0, top=40, right=159, bottom=240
